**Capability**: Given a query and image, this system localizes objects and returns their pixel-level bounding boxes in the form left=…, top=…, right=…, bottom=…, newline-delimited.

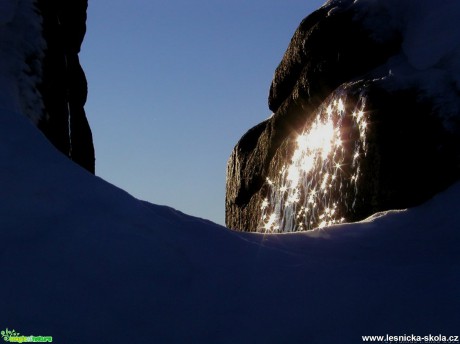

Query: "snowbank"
left=0, top=105, right=459, bottom=342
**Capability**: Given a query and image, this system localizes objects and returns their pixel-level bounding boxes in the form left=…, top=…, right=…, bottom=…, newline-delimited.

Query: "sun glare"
left=258, top=94, right=369, bottom=232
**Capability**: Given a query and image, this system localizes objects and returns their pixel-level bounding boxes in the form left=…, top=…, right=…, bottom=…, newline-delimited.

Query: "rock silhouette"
left=226, top=1, right=460, bottom=232
left=35, top=0, right=95, bottom=173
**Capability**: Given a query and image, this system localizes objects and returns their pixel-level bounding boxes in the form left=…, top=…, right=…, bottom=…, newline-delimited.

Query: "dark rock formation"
left=35, top=0, right=95, bottom=173
left=226, top=1, right=460, bottom=232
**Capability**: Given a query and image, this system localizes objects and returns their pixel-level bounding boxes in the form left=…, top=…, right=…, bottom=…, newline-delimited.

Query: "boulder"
left=226, top=0, right=460, bottom=232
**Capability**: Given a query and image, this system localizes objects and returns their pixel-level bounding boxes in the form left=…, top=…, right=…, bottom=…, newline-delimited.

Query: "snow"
left=399, top=1, right=460, bottom=70
left=0, top=0, right=18, bottom=26
left=2, top=113, right=459, bottom=342
left=324, top=0, right=460, bottom=128
left=0, top=0, right=459, bottom=343
left=353, top=0, right=460, bottom=129
left=0, top=0, right=44, bottom=124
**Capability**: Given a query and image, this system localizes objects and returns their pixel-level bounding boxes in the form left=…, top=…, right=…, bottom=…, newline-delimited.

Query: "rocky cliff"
left=35, top=0, right=95, bottom=173
left=226, top=0, right=460, bottom=232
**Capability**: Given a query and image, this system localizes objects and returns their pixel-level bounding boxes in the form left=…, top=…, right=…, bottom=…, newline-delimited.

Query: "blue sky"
left=80, top=0, right=326, bottom=225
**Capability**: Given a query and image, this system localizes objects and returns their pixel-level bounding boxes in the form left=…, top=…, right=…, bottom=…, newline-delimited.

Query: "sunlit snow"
left=260, top=94, right=368, bottom=232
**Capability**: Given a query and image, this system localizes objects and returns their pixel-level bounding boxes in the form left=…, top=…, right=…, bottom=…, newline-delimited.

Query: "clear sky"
left=80, top=0, right=326, bottom=225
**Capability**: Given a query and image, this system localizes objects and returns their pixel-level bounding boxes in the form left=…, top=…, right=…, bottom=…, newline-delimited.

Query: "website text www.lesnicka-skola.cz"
left=362, top=334, right=459, bottom=343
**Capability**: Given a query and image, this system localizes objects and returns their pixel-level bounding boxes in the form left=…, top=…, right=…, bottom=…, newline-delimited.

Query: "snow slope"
left=0, top=0, right=459, bottom=343
left=1, top=107, right=459, bottom=343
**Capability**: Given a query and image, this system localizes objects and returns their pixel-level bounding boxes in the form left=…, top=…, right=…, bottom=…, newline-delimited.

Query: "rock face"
left=226, top=0, right=460, bottom=232
left=35, top=0, right=95, bottom=173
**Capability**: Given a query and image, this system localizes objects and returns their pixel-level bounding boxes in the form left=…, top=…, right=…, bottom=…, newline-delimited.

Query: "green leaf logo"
left=1, top=328, right=20, bottom=342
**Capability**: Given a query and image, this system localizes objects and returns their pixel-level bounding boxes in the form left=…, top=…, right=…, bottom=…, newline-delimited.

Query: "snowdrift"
left=0, top=108, right=459, bottom=342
